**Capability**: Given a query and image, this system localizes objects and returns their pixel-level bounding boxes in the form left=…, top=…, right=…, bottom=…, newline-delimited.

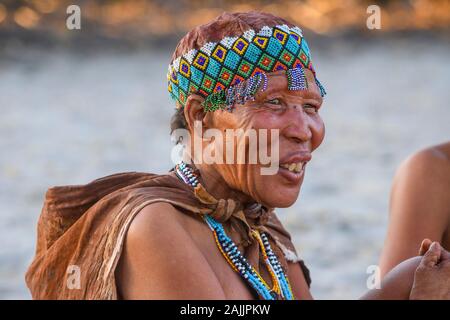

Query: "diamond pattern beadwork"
left=168, top=24, right=326, bottom=110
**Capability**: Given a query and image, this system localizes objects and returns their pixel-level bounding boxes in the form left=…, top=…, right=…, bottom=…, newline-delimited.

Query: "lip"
left=277, top=151, right=311, bottom=184
left=279, top=151, right=312, bottom=165
left=277, top=164, right=305, bottom=184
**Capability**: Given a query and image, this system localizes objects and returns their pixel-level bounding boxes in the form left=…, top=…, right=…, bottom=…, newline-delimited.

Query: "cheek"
left=252, top=111, right=325, bottom=152
left=251, top=110, right=282, bottom=129
left=310, top=115, right=325, bottom=151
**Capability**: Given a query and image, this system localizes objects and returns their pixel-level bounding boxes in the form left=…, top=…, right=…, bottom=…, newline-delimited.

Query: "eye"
left=266, top=98, right=282, bottom=105
left=303, top=104, right=318, bottom=114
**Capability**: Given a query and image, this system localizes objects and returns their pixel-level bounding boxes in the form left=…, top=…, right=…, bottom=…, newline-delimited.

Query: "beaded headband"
left=167, top=24, right=326, bottom=112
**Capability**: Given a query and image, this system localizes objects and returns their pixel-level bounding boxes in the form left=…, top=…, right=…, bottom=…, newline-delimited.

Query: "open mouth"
left=278, top=161, right=307, bottom=183
left=279, top=162, right=306, bottom=174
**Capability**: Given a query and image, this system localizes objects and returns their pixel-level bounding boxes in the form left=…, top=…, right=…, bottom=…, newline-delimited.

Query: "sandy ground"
left=0, top=36, right=449, bottom=299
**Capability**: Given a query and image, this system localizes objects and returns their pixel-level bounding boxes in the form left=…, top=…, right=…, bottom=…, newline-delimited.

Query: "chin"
left=271, top=194, right=300, bottom=208
left=259, top=185, right=302, bottom=208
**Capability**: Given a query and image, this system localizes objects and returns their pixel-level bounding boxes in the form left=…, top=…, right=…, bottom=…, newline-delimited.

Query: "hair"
left=169, top=11, right=295, bottom=138
left=170, top=107, right=187, bottom=137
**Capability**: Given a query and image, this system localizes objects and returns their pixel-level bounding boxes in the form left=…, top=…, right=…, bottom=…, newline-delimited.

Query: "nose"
left=283, top=105, right=312, bottom=143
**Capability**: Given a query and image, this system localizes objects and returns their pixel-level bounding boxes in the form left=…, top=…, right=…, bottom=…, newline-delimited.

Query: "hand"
left=418, top=238, right=433, bottom=256
left=410, top=241, right=450, bottom=300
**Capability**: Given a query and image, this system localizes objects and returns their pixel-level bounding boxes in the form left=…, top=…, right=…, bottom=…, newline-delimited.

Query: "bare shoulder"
left=389, top=142, right=450, bottom=237
left=116, top=202, right=226, bottom=299
left=393, top=143, right=450, bottom=201
left=397, top=143, right=450, bottom=180
left=127, top=202, right=190, bottom=239
left=381, top=143, right=450, bottom=274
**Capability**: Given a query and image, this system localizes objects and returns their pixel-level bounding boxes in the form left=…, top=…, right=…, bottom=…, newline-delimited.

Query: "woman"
left=380, top=142, right=450, bottom=277
left=25, top=11, right=450, bottom=300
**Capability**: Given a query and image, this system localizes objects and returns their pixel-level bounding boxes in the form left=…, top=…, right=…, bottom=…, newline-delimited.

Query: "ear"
left=183, top=94, right=213, bottom=133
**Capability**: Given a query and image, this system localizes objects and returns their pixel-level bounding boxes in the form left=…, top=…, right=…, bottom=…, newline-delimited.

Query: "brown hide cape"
left=25, top=171, right=310, bottom=299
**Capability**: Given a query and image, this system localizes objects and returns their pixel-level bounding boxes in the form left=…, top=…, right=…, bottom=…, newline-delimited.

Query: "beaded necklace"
left=174, top=162, right=295, bottom=300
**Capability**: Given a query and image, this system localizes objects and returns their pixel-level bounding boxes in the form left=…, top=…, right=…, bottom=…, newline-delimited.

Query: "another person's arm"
left=362, top=241, right=450, bottom=300
left=379, top=144, right=450, bottom=277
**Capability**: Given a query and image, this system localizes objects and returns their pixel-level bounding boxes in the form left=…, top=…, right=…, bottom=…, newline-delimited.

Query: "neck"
left=194, top=162, right=255, bottom=206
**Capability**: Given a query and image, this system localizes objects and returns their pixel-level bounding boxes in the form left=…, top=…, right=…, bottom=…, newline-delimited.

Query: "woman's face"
left=207, top=69, right=325, bottom=208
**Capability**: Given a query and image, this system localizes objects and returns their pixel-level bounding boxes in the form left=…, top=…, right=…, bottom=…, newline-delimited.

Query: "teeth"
left=281, top=162, right=305, bottom=173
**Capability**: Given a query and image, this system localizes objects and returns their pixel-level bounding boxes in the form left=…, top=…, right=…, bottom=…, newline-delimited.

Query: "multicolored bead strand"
left=204, top=215, right=291, bottom=300
left=201, top=72, right=268, bottom=112
left=286, top=67, right=307, bottom=91
left=252, top=230, right=294, bottom=300
left=259, top=232, right=295, bottom=299
left=174, top=161, right=295, bottom=300
left=167, top=24, right=326, bottom=109
left=174, top=162, right=200, bottom=188
left=315, top=78, right=327, bottom=97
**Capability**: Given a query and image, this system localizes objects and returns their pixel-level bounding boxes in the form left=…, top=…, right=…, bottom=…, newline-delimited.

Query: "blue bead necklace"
left=174, top=162, right=295, bottom=300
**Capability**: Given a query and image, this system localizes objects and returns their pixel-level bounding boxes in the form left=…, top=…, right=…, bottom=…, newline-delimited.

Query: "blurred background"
left=0, top=0, right=449, bottom=299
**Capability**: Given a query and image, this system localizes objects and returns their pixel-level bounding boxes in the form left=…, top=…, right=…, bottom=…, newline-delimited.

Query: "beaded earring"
left=315, top=78, right=327, bottom=97
left=286, top=67, right=307, bottom=91
left=201, top=72, right=268, bottom=113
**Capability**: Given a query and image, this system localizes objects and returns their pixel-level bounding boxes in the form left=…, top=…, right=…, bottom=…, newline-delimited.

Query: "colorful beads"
left=174, top=162, right=200, bottom=188
left=315, top=78, right=327, bottom=97
left=204, top=215, right=276, bottom=300
left=286, top=67, right=307, bottom=91
left=260, top=232, right=294, bottom=300
left=168, top=24, right=326, bottom=111
left=174, top=161, right=295, bottom=300
left=202, top=72, right=268, bottom=112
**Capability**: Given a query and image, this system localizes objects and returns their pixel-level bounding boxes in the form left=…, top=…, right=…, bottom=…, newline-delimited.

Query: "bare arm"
left=379, top=145, right=450, bottom=277
left=363, top=241, right=450, bottom=300
left=116, top=202, right=226, bottom=299
left=361, top=256, right=419, bottom=299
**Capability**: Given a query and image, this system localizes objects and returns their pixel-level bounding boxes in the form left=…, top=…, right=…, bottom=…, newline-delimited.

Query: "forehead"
left=261, top=69, right=322, bottom=100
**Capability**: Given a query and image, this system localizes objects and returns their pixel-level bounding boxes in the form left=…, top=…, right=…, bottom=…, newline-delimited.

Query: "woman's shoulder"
left=116, top=202, right=226, bottom=299
left=127, top=202, right=209, bottom=241
left=129, top=202, right=189, bottom=232
left=126, top=202, right=211, bottom=258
